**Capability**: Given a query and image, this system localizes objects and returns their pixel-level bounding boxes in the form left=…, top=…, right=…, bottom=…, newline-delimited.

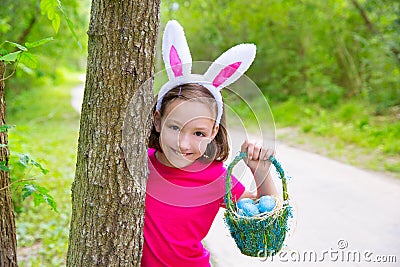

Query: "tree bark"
left=0, top=62, right=18, bottom=266
left=67, top=1, right=160, bottom=266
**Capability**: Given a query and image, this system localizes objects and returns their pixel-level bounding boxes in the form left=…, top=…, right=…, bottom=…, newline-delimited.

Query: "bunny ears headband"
left=156, top=20, right=257, bottom=125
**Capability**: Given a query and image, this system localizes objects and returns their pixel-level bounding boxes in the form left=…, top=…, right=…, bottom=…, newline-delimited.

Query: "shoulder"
left=148, top=148, right=158, bottom=164
left=147, top=148, right=161, bottom=172
left=148, top=147, right=156, bottom=156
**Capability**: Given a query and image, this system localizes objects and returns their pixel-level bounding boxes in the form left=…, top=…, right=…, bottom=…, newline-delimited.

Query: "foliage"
left=6, top=72, right=80, bottom=265
left=7, top=151, right=58, bottom=213
left=40, top=0, right=81, bottom=48
left=0, top=124, right=15, bottom=132
left=160, top=0, right=400, bottom=176
left=0, top=0, right=90, bottom=90
left=1, top=0, right=89, bottom=213
left=0, top=38, right=54, bottom=71
left=1, top=2, right=85, bottom=262
left=161, top=0, right=400, bottom=112
left=271, top=98, right=400, bottom=175
left=1, top=4, right=66, bottom=215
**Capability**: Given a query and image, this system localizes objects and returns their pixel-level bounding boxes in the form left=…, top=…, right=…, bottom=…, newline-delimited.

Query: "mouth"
left=172, top=148, right=192, bottom=157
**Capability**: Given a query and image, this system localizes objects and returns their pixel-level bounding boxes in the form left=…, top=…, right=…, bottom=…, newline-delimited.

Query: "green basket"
left=224, top=152, right=292, bottom=257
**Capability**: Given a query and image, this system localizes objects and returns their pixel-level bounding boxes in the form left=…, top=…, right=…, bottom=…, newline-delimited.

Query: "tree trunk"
left=66, top=1, right=160, bottom=266
left=0, top=62, right=18, bottom=266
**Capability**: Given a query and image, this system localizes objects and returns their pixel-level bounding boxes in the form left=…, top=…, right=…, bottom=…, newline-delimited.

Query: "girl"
left=141, top=21, right=278, bottom=267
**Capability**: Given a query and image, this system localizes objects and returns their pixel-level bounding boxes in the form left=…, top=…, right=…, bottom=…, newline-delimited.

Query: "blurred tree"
left=66, top=0, right=160, bottom=266
left=161, top=0, right=399, bottom=110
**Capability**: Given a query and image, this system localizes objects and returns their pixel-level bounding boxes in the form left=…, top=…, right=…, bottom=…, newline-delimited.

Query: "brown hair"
left=148, top=83, right=230, bottom=161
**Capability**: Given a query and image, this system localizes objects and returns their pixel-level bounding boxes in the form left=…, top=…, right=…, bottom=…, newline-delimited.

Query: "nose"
left=178, top=133, right=191, bottom=152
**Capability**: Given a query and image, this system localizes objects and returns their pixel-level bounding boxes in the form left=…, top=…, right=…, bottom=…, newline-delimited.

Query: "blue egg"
left=237, top=198, right=254, bottom=210
left=258, top=195, right=276, bottom=213
left=241, top=202, right=260, bottom=217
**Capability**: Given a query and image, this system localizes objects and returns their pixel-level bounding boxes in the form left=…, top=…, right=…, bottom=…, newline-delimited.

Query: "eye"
left=194, top=131, right=206, bottom=137
left=169, top=125, right=180, bottom=131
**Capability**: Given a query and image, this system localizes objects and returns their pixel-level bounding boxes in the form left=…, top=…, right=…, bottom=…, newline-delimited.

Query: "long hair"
left=148, top=83, right=230, bottom=161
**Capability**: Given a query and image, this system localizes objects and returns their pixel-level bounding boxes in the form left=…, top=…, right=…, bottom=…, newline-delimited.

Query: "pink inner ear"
left=212, top=62, right=242, bottom=87
left=169, top=45, right=183, bottom=77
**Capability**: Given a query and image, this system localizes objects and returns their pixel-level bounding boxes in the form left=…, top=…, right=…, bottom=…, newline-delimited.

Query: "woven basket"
left=224, top=152, right=291, bottom=257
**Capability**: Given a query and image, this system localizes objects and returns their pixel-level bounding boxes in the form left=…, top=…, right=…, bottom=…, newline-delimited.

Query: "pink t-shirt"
left=141, top=148, right=245, bottom=267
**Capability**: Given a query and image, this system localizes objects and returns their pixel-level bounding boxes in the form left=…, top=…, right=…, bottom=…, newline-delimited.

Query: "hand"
left=241, top=140, right=274, bottom=175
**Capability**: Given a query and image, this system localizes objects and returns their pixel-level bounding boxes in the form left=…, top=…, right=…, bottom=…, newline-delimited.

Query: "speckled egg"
left=258, top=195, right=276, bottom=213
left=241, top=202, right=260, bottom=217
left=237, top=198, right=254, bottom=210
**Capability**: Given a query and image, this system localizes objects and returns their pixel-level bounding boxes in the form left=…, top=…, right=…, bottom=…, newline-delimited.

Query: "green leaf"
left=5, top=41, right=27, bottom=51
left=57, top=0, right=82, bottom=49
left=31, top=159, right=49, bottom=175
left=22, top=184, right=36, bottom=200
left=22, top=184, right=58, bottom=212
left=18, top=52, right=38, bottom=69
left=19, top=154, right=30, bottom=167
left=0, top=47, right=9, bottom=55
left=18, top=154, right=49, bottom=174
left=52, top=13, right=61, bottom=33
left=25, top=37, right=54, bottom=49
left=0, top=51, right=22, bottom=63
left=0, top=161, right=9, bottom=172
left=0, top=124, right=15, bottom=132
left=40, top=0, right=61, bottom=33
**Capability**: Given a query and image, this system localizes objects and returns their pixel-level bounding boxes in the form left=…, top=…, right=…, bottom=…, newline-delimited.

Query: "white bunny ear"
left=204, top=44, right=256, bottom=90
left=162, top=20, right=192, bottom=80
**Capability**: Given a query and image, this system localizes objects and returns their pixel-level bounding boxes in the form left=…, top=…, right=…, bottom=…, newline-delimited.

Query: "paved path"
left=204, top=136, right=400, bottom=267
left=71, top=83, right=400, bottom=267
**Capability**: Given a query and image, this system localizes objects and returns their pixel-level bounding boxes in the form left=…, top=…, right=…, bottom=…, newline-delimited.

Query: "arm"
left=239, top=140, right=278, bottom=199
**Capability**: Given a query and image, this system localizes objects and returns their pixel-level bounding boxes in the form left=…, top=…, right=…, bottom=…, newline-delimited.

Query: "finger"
left=240, top=140, right=248, bottom=153
left=247, top=142, right=255, bottom=160
left=252, top=143, right=262, bottom=160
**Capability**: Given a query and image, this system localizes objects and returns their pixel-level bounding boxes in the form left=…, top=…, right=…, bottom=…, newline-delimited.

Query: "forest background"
left=1, top=0, right=399, bottom=265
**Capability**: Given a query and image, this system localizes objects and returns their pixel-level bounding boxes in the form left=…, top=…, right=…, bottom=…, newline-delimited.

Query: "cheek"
left=160, top=128, right=178, bottom=146
left=198, top=138, right=211, bottom=152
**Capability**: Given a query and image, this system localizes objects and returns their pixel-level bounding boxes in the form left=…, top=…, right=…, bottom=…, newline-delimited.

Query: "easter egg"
left=241, top=202, right=260, bottom=217
left=237, top=198, right=254, bottom=210
left=258, top=195, right=276, bottom=213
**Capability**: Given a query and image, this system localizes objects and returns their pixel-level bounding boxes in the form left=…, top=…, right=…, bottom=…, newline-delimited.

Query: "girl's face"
left=154, top=99, right=219, bottom=168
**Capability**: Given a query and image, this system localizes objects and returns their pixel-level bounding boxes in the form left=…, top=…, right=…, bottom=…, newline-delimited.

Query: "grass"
left=271, top=98, right=400, bottom=177
left=227, top=95, right=400, bottom=177
left=6, top=70, right=81, bottom=266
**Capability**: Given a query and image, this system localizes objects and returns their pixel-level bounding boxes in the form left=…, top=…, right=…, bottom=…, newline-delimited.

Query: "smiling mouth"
left=172, top=148, right=192, bottom=157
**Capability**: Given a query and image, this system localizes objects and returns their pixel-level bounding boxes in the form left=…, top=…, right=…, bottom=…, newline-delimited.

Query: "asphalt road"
left=71, top=82, right=400, bottom=267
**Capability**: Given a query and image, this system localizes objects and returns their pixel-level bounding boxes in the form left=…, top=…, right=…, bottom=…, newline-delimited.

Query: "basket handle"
left=224, top=152, right=289, bottom=211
